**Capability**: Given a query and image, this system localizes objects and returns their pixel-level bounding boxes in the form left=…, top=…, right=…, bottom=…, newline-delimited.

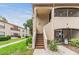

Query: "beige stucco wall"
left=5, top=23, right=12, bottom=35
left=36, top=14, right=49, bottom=34
left=53, top=17, right=79, bottom=29
left=44, top=8, right=54, bottom=40
left=44, top=22, right=54, bottom=40
left=0, top=22, right=5, bottom=32
left=19, top=28, right=27, bottom=37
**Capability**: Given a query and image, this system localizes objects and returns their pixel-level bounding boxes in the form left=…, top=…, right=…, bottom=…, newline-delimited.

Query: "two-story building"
left=32, top=3, right=79, bottom=49
left=0, top=16, right=30, bottom=37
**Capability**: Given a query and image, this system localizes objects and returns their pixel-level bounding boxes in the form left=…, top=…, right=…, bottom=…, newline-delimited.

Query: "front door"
left=55, top=29, right=70, bottom=44
left=55, top=30, right=63, bottom=42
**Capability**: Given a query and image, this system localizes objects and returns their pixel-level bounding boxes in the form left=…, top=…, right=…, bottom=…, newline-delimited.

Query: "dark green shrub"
left=0, top=35, right=11, bottom=41
left=26, top=36, right=32, bottom=46
left=28, top=37, right=32, bottom=44
left=18, top=36, right=21, bottom=38
left=49, top=40, right=58, bottom=51
left=6, top=35, right=11, bottom=40
left=25, top=36, right=29, bottom=38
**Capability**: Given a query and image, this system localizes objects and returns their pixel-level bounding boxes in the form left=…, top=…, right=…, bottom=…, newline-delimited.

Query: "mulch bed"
left=63, top=45, right=79, bottom=54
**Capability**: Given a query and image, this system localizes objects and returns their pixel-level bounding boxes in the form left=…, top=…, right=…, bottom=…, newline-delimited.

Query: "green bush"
left=0, top=35, right=11, bottom=41
left=49, top=40, right=58, bottom=51
left=28, top=37, right=32, bottom=44
left=25, top=36, right=29, bottom=38
left=69, top=38, right=79, bottom=48
left=26, top=36, right=32, bottom=46
left=6, top=35, right=11, bottom=40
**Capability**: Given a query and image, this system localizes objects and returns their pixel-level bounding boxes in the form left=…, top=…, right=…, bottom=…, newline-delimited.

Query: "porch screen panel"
left=54, top=8, right=79, bottom=17
left=68, top=8, right=79, bottom=17
left=54, top=8, right=67, bottom=17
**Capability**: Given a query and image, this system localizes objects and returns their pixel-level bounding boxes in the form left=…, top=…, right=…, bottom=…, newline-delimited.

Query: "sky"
left=0, top=3, right=32, bottom=27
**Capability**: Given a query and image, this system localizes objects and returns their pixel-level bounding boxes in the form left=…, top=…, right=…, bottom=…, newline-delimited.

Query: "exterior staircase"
left=35, top=34, right=44, bottom=49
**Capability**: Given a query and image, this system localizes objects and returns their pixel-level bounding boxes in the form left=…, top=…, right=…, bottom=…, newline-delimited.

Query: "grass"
left=0, top=38, right=25, bottom=46
left=0, top=39, right=33, bottom=55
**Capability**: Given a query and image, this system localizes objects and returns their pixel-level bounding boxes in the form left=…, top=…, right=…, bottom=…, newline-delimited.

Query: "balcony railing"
left=10, top=28, right=20, bottom=31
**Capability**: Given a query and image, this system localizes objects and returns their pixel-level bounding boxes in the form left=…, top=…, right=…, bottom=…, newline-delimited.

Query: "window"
left=0, top=25, right=5, bottom=29
left=68, top=8, right=79, bottom=17
left=0, top=32, right=5, bottom=36
left=54, top=8, right=67, bottom=17
left=54, top=8, right=79, bottom=17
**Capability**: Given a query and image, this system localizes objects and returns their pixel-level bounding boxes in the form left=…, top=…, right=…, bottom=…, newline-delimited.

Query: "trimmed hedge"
left=0, top=35, right=11, bottom=41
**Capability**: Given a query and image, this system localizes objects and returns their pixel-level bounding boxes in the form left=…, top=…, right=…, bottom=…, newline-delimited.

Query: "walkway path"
left=33, top=45, right=78, bottom=55
left=0, top=39, right=26, bottom=49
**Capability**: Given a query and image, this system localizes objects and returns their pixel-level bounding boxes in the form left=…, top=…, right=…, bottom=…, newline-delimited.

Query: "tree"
left=23, top=19, right=32, bottom=35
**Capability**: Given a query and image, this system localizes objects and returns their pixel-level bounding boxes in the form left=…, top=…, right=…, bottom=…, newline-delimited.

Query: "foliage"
left=49, top=40, right=58, bottom=51
left=26, top=36, right=32, bottom=46
left=0, top=35, right=11, bottom=41
left=69, top=38, right=79, bottom=48
left=23, top=19, right=32, bottom=35
left=6, top=35, right=11, bottom=40
left=0, top=41, right=33, bottom=55
left=25, top=36, right=29, bottom=38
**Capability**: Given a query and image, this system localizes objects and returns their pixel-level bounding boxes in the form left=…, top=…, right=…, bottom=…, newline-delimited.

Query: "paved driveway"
left=33, top=45, right=78, bottom=55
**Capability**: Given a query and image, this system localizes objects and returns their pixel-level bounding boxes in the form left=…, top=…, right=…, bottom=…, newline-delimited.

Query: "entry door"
left=55, top=30, right=63, bottom=42
left=62, top=29, right=70, bottom=41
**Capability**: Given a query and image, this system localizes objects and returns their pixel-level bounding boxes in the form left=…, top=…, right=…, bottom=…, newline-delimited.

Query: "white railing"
left=32, top=31, right=36, bottom=49
left=43, top=27, right=48, bottom=50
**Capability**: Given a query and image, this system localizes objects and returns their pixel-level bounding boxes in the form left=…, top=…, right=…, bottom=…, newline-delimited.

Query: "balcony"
left=53, top=8, right=79, bottom=29
left=10, top=28, right=20, bottom=31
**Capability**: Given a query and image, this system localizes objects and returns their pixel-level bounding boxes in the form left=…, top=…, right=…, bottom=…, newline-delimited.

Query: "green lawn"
left=0, top=38, right=25, bottom=46
left=0, top=39, right=33, bottom=55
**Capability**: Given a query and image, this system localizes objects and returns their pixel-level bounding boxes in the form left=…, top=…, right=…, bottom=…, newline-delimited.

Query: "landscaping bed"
left=0, top=39, right=33, bottom=55
left=48, top=40, right=58, bottom=52
left=64, top=38, right=79, bottom=54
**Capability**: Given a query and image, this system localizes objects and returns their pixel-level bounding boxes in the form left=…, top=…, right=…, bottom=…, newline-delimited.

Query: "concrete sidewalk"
left=0, top=39, right=26, bottom=49
left=58, top=45, right=78, bottom=55
left=33, top=45, right=78, bottom=55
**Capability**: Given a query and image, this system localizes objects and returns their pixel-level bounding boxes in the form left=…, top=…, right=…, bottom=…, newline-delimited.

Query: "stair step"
left=36, top=40, right=44, bottom=42
left=36, top=43, right=44, bottom=45
left=37, top=38, right=43, bottom=40
left=36, top=38, right=43, bottom=39
left=36, top=41, right=44, bottom=43
left=35, top=46, right=44, bottom=49
left=36, top=44, right=44, bottom=46
left=35, top=34, right=44, bottom=49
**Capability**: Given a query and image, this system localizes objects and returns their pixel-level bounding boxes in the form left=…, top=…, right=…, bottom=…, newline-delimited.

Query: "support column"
left=32, top=7, right=37, bottom=49
left=51, top=7, right=55, bottom=40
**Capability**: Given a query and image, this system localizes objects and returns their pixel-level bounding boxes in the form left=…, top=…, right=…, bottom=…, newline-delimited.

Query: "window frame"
left=54, top=8, right=79, bottom=17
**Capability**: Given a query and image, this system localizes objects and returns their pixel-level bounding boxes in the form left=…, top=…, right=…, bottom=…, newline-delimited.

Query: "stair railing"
left=43, top=25, right=48, bottom=50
